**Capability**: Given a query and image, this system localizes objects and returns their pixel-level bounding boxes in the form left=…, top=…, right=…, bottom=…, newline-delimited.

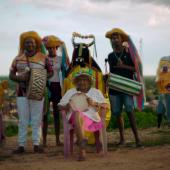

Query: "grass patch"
left=142, top=128, right=170, bottom=146
left=107, top=108, right=158, bottom=131
left=5, top=124, right=18, bottom=137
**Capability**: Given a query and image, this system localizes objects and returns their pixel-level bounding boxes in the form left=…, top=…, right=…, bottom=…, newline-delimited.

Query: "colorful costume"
left=59, top=68, right=108, bottom=159
left=156, top=56, right=170, bottom=125
left=58, top=87, right=106, bottom=132
left=9, top=31, right=52, bottom=147
left=63, top=33, right=111, bottom=144
left=42, top=35, right=70, bottom=145
left=106, top=28, right=145, bottom=110
left=105, top=28, right=143, bottom=147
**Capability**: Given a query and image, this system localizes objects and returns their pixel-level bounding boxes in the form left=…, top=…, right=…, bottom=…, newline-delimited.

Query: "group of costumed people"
left=5, top=27, right=160, bottom=161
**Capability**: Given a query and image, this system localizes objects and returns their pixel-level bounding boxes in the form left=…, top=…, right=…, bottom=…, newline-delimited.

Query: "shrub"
left=107, top=107, right=157, bottom=131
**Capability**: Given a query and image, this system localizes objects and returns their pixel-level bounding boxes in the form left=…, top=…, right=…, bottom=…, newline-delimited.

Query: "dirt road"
left=0, top=128, right=170, bottom=170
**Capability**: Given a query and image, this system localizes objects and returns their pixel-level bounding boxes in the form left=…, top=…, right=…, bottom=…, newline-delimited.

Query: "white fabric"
left=49, top=55, right=62, bottom=82
left=17, top=97, right=44, bottom=146
left=58, top=88, right=106, bottom=122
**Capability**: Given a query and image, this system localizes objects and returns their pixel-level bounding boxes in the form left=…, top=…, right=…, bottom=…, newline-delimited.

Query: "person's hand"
left=100, top=103, right=109, bottom=110
left=87, top=97, right=94, bottom=106
left=87, top=97, right=100, bottom=109
left=17, top=71, right=30, bottom=82
left=58, top=103, right=71, bottom=111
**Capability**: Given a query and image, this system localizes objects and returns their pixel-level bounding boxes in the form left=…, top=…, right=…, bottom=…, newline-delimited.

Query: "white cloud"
left=0, top=0, right=170, bottom=75
left=148, top=6, right=170, bottom=27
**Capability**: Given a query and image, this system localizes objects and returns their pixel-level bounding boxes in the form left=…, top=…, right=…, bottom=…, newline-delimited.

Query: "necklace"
left=114, top=49, right=124, bottom=65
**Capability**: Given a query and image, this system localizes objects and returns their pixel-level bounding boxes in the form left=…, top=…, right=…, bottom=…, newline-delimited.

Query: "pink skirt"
left=69, top=111, right=103, bottom=132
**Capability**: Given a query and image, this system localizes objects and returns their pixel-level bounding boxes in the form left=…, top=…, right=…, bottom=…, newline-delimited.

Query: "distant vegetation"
left=1, top=75, right=161, bottom=136
left=144, top=75, right=158, bottom=101
left=0, top=75, right=158, bottom=102
left=0, top=75, right=16, bottom=91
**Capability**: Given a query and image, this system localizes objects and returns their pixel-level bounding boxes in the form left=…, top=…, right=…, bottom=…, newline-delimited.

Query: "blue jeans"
left=157, top=94, right=170, bottom=123
left=109, top=94, right=134, bottom=117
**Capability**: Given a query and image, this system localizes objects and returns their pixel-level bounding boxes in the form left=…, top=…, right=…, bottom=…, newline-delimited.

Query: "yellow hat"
left=19, top=31, right=42, bottom=54
left=105, top=28, right=129, bottom=41
left=42, top=35, right=63, bottom=48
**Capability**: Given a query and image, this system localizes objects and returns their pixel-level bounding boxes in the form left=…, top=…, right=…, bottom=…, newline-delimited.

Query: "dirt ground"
left=0, top=128, right=170, bottom=170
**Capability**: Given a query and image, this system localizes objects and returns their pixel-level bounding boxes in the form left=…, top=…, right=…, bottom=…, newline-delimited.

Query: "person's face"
left=75, top=75, right=91, bottom=92
left=111, top=34, right=122, bottom=48
left=47, top=47, right=58, bottom=57
left=24, top=38, right=37, bottom=54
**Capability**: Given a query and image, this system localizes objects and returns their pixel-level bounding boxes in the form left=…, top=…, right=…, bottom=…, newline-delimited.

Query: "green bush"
left=107, top=108, right=157, bottom=131
left=5, top=124, right=18, bottom=137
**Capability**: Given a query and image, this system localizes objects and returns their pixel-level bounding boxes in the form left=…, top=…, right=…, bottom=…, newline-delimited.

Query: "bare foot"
left=96, top=142, right=102, bottom=153
left=77, top=150, right=86, bottom=161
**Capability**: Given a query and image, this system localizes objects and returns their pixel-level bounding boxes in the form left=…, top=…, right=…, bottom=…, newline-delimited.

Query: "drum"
left=69, top=93, right=89, bottom=112
left=108, top=73, right=142, bottom=96
left=27, top=68, right=47, bottom=100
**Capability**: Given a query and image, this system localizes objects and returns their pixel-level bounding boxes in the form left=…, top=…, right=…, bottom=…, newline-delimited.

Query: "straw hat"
left=19, top=31, right=42, bottom=54
left=42, top=35, right=63, bottom=48
left=105, top=28, right=129, bottom=41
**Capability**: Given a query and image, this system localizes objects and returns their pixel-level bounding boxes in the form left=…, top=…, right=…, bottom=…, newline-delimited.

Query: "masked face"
left=24, top=38, right=37, bottom=56
left=156, top=59, right=170, bottom=93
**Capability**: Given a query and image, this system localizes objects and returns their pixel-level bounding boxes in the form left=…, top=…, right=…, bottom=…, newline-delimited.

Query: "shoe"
left=33, top=145, right=44, bottom=153
left=136, top=141, right=143, bottom=148
left=13, top=146, right=25, bottom=154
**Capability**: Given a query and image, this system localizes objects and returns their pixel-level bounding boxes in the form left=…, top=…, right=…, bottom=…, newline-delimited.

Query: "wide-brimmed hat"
left=42, top=35, right=63, bottom=48
left=105, top=28, right=129, bottom=41
left=19, top=31, right=42, bottom=54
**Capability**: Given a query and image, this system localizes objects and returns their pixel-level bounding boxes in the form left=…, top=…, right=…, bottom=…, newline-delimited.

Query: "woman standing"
left=42, top=35, right=70, bottom=146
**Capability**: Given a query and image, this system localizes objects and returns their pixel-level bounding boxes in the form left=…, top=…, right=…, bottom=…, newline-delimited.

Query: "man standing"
left=9, top=31, right=53, bottom=153
left=105, top=28, right=143, bottom=147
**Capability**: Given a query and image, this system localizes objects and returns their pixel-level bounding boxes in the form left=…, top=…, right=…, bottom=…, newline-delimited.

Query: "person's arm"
left=86, top=89, right=109, bottom=109
left=113, top=64, right=135, bottom=72
left=58, top=89, right=75, bottom=111
left=87, top=98, right=109, bottom=111
left=9, top=70, right=28, bottom=82
left=9, top=59, right=30, bottom=82
left=58, top=103, right=71, bottom=111
left=45, top=57, right=53, bottom=78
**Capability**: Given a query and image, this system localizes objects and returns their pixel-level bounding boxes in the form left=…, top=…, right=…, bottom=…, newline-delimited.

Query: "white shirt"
left=48, top=55, right=62, bottom=82
left=58, top=87, right=107, bottom=122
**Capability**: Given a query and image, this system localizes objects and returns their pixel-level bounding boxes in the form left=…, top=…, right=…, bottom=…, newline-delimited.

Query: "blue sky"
left=0, top=0, right=170, bottom=75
